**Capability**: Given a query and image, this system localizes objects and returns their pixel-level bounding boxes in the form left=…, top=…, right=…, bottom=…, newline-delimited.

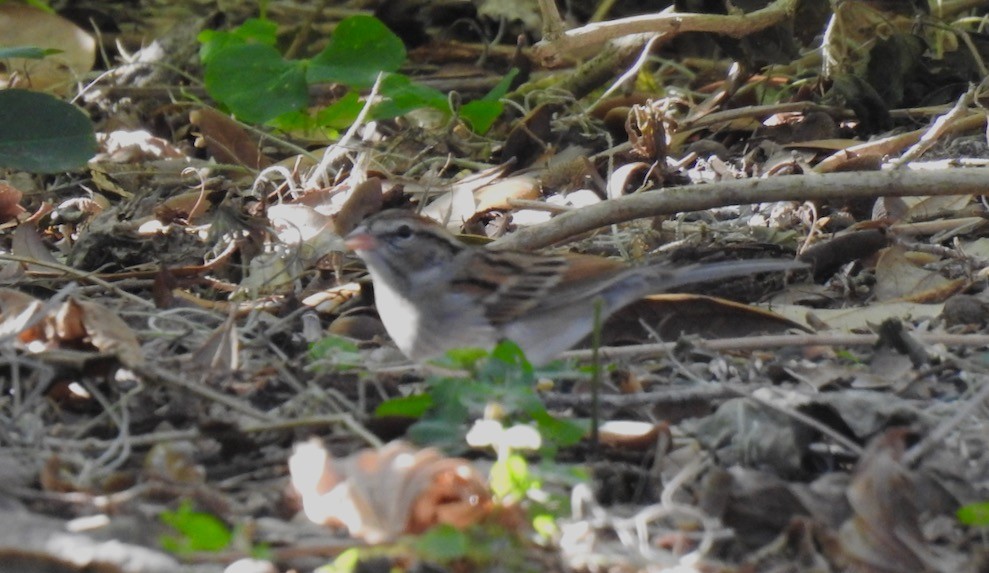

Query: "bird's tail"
left=656, top=258, right=806, bottom=291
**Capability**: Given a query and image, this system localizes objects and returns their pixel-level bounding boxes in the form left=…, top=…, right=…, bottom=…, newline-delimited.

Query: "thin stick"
left=304, top=71, right=385, bottom=190
left=493, top=164, right=989, bottom=251
left=130, top=361, right=273, bottom=422
left=561, top=332, right=989, bottom=362
left=532, top=0, right=797, bottom=63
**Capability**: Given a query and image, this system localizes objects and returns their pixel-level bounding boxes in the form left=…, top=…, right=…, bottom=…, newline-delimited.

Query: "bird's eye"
left=395, top=224, right=413, bottom=239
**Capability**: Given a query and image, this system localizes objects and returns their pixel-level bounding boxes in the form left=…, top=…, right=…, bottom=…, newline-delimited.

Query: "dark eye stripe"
left=378, top=228, right=463, bottom=255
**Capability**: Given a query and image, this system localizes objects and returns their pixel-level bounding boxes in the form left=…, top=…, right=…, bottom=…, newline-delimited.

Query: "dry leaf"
left=0, top=288, right=44, bottom=344
left=11, top=223, right=60, bottom=272
left=156, top=190, right=212, bottom=223
left=189, top=312, right=239, bottom=375
left=421, top=164, right=510, bottom=228
left=190, top=107, right=271, bottom=169
left=770, top=301, right=945, bottom=333
left=837, top=428, right=949, bottom=572
left=52, top=298, right=143, bottom=366
left=474, top=176, right=540, bottom=211
left=799, top=229, right=889, bottom=281
left=606, top=162, right=650, bottom=199
left=597, top=420, right=668, bottom=450
left=902, top=194, right=971, bottom=223
left=0, top=4, right=95, bottom=92
left=501, top=103, right=558, bottom=168
left=54, top=298, right=87, bottom=342
left=604, top=294, right=807, bottom=346
left=267, top=203, right=342, bottom=261
left=95, top=129, right=185, bottom=163
left=874, top=246, right=966, bottom=302
left=143, top=442, right=206, bottom=485
left=334, top=177, right=383, bottom=236
left=289, top=439, right=491, bottom=543
left=0, top=182, right=26, bottom=223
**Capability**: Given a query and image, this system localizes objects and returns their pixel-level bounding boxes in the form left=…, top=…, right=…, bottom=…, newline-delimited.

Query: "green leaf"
left=309, top=335, right=360, bottom=360
left=204, top=44, right=309, bottom=123
left=316, top=90, right=364, bottom=129
left=267, top=109, right=319, bottom=132
left=413, top=525, right=470, bottom=561
left=532, top=514, right=558, bottom=539
left=958, top=502, right=989, bottom=527
left=0, top=90, right=96, bottom=173
left=22, top=0, right=53, bottom=12
left=529, top=409, right=586, bottom=447
left=316, top=548, right=361, bottom=573
left=308, top=335, right=364, bottom=371
left=231, top=17, right=279, bottom=44
left=436, top=346, right=490, bottom=370
left=376, top=393, right=433, bottom=418
left=490, top=453, right=536, bottom=499
left=159, top=501, right=232, bottom=554
left=373, top=73, right=449, bottom=119
left=407, top=418, right=467, bottom=450
left=479, top=340, right=534, bottom=388
left=199, top=18, right=278, bottom=65
left=459, top=68, right=518, bottom=133
left=0, top=46, right=50, bottom=59
left=308, top=15, right=406, bottom=87
left=460, top=100, right=502, bottom=134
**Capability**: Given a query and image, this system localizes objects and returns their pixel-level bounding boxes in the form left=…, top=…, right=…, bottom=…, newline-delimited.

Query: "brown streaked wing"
left=451, top=250, right=570, bottom=325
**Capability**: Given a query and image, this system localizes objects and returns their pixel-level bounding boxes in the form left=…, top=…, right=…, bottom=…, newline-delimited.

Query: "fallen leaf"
left=0, top=287, right=44, bottom=344
left=289, top=439, right=491, bottom=543
left=604, top=293, right=807, bottom=345
left=0, top=4, right=95, bottom=93
left=0, top=181, right=26, bottom=222
left=334, top=177, right=383, bottom=236
left=874, top=246, right=966, bottom=302
left=837, top=428, right=950, bottom=572
left=190, top=106, right=271, bottom=169
left=11, top=223, right=60, bottom=272
left=53, top=298, right=143, bottom=366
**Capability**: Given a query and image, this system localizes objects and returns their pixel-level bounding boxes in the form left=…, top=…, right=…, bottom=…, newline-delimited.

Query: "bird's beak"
left=344, top=229, right=376, bottom=251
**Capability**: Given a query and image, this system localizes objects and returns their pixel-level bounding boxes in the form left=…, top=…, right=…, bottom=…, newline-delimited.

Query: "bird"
left=345, top=209, right=801, bottom=365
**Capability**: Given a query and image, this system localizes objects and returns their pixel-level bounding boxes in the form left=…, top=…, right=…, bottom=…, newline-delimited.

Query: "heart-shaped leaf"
left=307, top=15, right=405, bottom=87
left=204, top=44, right=309, bottom=123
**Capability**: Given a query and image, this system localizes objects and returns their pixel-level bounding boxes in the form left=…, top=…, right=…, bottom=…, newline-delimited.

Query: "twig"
left=543, top=384, right=744, bottom=409
left=590, top=33, right=663, bottom=110
left=130, top=360, right=273, bottom=422
left=732, top=388, right=865, bottom=456
left=243, top=415, right=383, bottom=448
left=815, top=112, right=986, bottom=172
left=561, top=332, right=989, bottom=362
left=682, top=101, right=848, bottom=130
left=535, top=0, right=567, bottom=41
left=0, top=254, right=155, bottom=308
left=492, top=165, right=989, bottom=250
left=532, top=0, right=798, bottom=63
left=904, top=369, right=989, bottom=467
left=303, top=71, right=385, bottom=190
left=889, top=85, right=977, bottom=168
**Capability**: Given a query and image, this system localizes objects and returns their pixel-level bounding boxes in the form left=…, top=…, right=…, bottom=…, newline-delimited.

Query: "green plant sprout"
left=159, top=500, right=233, bottom=554
left=308, top=334, right=365, bottom=372
left=958, top=501, right=989, bottom=528
left=199, top=15, right=516, bottom=133
left=375, top=340, right=586, bottom=452
left=376, top=341, right=587, bottom=542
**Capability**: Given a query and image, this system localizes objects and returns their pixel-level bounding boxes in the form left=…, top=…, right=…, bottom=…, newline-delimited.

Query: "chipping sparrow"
left=345, top=210, right=801, bottom=364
